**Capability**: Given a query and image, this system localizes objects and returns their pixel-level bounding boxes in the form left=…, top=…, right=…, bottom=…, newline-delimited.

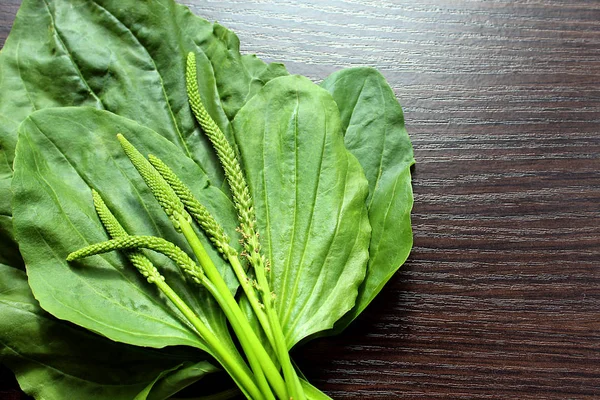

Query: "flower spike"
left=91, top=189, right=164, bottom=283
left=67, top=235, right=204, bottom=285
left=187, top=51, right=306, bottom=400
left=148, top=154, right=233, bottom=257
left=186, top=52, right=255, bottom=234
left=117, top=134, right=191, bottom=231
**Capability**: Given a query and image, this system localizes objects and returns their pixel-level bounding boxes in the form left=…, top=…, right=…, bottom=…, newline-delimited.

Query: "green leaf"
left=0, top=0, right=287, bottom=262
left=200, top=23, right=289, bottom=123
left=0, top=263, right=216, bottom=400
left=137, top=362, right=220, bottom=400
left=320, top=67, right=414, bottom=330
left=12, top=107, right=240, bottom=353
left=232, top=75, right=371, bottom=348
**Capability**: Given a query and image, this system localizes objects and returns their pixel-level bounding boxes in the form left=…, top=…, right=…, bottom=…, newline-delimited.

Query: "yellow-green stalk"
left=187, top=52, right=306, bottom=400
left=118, top=135, right=286, bottom=399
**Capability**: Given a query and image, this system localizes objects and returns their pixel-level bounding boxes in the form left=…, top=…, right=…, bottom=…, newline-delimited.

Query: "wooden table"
left=1, top=1, right=599, bottom=398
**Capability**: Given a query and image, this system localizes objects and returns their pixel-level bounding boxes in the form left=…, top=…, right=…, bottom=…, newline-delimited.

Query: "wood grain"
left=1, top=0, right=599, bottom=398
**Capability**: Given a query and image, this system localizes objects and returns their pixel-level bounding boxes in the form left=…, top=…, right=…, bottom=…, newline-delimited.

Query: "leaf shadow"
left=292, top=260, right=415, bottom=391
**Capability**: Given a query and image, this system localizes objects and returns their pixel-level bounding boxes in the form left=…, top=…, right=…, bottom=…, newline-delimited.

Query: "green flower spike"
left=91, top=189, right=163, bottom=284
left=185, top=52, right=254, bottom=236
left=117, top=134, right=191, bottom=231
left=187, top=51, right=306, bottom=400
left=148, top=154, right=231, bottom=257
left=149, top=154, right=287, bottom=400
left=67, top=235, right=204, bottom=285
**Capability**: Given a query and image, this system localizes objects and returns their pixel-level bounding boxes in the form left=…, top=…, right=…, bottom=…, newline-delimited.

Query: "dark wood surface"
left=1, top=0, right=599, bottom=398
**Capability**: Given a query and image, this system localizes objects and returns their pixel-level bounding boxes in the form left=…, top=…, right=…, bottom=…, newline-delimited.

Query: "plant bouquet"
left=0, top=0, right=414, bottom=398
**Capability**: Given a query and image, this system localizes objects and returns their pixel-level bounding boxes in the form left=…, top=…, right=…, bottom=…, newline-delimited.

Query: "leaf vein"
left=280, top=93, right=328, bottom=329
left=277, top=87, right=300, bottom=319
left=41, top=0, right=104, bottom=109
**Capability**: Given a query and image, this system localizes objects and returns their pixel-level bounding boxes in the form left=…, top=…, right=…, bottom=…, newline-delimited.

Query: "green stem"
left=152, top=278, right=261, bottom=400
left=252, top=252, right=306, bottom=400
left=179, top=218, right=289, bottom=400
left=201, top=277, right=274, bottom=400
left=226, top=252, right=274, bottom=346
left=186, top=53, right=305, bottom=399
left=149, top=154, right=276, bottom=349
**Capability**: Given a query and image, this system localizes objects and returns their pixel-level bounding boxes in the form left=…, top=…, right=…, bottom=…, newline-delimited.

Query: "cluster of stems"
left=67, top=52, right=313, bottom=400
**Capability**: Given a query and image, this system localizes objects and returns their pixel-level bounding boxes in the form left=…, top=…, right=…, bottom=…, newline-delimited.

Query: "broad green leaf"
left=320, top=67, right=414, bottom=330
left=233, top=75, right=371, bottom=348
left=0, top=263, right=216, bottom=400
left=0, top=0, right=288, bottom=262
left=12, top=107, right=240, bottom=354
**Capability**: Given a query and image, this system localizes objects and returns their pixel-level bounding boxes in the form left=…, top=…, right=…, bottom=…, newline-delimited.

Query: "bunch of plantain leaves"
left=0, top=0, right=414, bottom=399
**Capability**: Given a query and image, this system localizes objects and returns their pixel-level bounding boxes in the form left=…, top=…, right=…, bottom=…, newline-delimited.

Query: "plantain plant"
left=0, top=0, right=414, bottom=398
